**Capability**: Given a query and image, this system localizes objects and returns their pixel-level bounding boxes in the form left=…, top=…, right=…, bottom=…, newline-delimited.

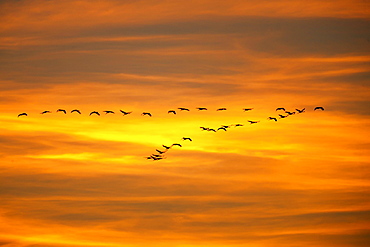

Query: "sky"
left=0, top=0, right=370, bottom=246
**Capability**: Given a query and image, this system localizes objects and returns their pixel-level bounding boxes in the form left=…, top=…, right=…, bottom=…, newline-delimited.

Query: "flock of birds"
left=16, top=107, right=325, bottom=118
left=145, top=137, right=193, bottom=161
left=142, top=106, right=325, bottom=160
left=16, top=106, right=325, bottom=161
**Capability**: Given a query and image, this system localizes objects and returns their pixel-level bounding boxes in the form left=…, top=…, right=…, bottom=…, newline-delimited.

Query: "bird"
left=296, top=108, right=305, bottom=113
left=146, top=155, right=163, bottom=161
left=41, top=111, right=51, bottom=114
left=279, top=114, right=288, bottom=118
left=152, top=156, right=164, bottom=160
left=156, top=149, right=166, bottom=154
left=120, top=110, right=132, bottom=115
left=172, top=143, right=182, bottom=147
left=142, top=112, right=152, bottom=117
left=196, top=107, right=207, bottom=111
left=103, top=110, right=115, bottom=114
left=208, top=128, right=216, bottom=132
left=178, top=107, right=190, bottom=111
left=248, top=120, right=260, bottom=124
left=243, top=108, right=253, bottom=111
left=268, top=117, right=277, bottom=121
left=57, top=109, right=66, bottom=114
left=234, top=124, right=244, bottom=127
left=217, top=108, right=227, bottom=111
left=18, top=113, right=27, bottom=117
left=221, top=125, right=231, bottom=128
left=168, top=110, right=176, bottom=114
left=285, top=111, right=295, bottom=115
left=162, top=145, right=171, bottom=150
left=276, top=107, right=286, bottom=111
left=218, top=127, right=227, bottom=131
left=89, top=111, right=100, bottom=116
left=182, top=137, right=192, bottom=141
left=71, top=109, right=81, bottom=114
left=151, top=154, right=163, bottom=158
left=314, top=106, right=325, bottom=111
left=200, top=127, right=209, bottom=131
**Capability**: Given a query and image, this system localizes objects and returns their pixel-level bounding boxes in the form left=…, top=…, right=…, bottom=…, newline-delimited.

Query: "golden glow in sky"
left=1, top=0, right=370, bottom=246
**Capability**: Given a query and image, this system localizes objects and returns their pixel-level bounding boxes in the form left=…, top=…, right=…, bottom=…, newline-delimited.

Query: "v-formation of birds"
left=17, top=106, right=324, bottom=161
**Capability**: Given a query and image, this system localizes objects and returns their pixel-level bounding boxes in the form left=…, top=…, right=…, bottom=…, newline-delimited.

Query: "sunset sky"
left=1, top=0, right=370, bottom=246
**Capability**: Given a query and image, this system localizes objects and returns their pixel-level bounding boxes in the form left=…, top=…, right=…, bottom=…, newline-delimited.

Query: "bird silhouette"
left=156, top=149, right=166, bottom=154
left=234, top=124, right=244, bottom=127
left=89, top=111, right=100, bottom=116
left=268, top=117, right=278, bottom=121
left=178, top=107, right=190, bottom=111
left=221, top=125, right=231, bottom=128
left=182, top=137, right=192, bottom=141
left=296, top=108, right=305, bottom=113
left=162, top=145, right=171, bottom=150
left=196, top=107, right=207, bottom=111
left=168, top=110, right=176, bottom=114
left=142, top=112, right=152, bottom=117
left=152, top=154, right=163, bottom=158
left=57, top=109, right=66, bottom=114
left=172, top=143, right=182, bottom=147
left=248, top=120, right=260, bottom=124
left=218, top=127, right=227, bottom=131
left=71, top=109, right=81, bottom=114
left=314, top=106, right=325, bottom=111
left=18, top=113, right=27, bottom=117
left=41, top=111, right=51, bottom=114
left=208, top=128, right=216, bottom=132
left=152, top=156, right=164, bottom=160
left=243, top=108, right=253, bottom=111
left=146, top=155, right=163, bottom=161
left=276, top=107, right=286, bottom=111
left=217, top=108, right=227, bottom=111
left=279, top=114, right=288, bottom=118
left=285, top=111, right=295, bottom=115
left=103, top=111, right=115, bottom=114
left=120, top=110, right=132, bottom=115
left=200, top=127, right=209, bottom=131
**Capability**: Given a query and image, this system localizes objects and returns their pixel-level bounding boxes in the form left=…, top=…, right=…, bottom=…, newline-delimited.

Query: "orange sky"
left=1, top=0, right=370, bottom=246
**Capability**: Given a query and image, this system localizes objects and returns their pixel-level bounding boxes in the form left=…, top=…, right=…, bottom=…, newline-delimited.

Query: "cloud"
left=329, top=100, right=370, bottom=116
left=1, top=16, right=368, bottom=80
left=1, top=0, right=368, bottom=36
